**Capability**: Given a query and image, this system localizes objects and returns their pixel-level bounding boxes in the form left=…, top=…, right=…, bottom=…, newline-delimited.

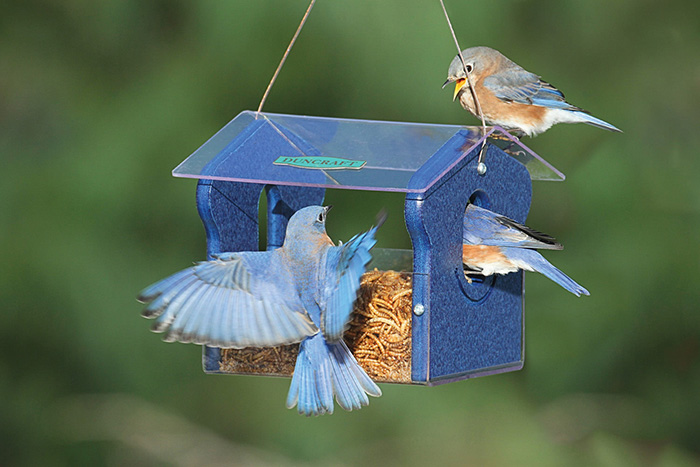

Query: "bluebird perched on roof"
left=138, top=205, right=383, bottom=416
left=443, top=46, right=621, bottom=136
left=462, top=204, right=589, bottom=296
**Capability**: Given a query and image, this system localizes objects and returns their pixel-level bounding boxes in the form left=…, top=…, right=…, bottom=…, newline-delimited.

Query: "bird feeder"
left=172, top=110, right=563, bottom=385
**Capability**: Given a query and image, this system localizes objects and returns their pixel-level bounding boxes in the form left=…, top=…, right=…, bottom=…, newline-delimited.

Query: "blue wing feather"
left=483, top=68, right=575, bottom=108
left=138, top=250, right=318, bottom=348
left=319, top=223, right=381, bottom=342
left=463, top=204, right=562, bottom=250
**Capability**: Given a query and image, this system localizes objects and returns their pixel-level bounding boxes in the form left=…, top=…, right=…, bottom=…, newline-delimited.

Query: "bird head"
left=443, top=46, right=499, bottom=101
left=285, top=205, right=333, bottom=246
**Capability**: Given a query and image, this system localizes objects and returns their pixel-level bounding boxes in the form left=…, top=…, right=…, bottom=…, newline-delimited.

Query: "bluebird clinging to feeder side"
left=443, top=46, right=621, bottom=137
left=138, top=205, right=383, bottom=416
left=462, top=204, right=589, bottom=297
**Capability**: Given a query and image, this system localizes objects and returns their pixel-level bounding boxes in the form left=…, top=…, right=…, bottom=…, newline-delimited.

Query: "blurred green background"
left=2, top=0, right=700, bottom=465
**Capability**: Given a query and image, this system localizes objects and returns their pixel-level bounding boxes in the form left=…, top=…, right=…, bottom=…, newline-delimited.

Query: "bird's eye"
left=466, top=64, right=473, bottom=73
left=317, top=213, right=324, bottom=223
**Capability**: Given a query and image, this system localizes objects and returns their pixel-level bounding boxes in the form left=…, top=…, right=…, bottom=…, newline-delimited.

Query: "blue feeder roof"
left=173, top=111, right=564, bottom=193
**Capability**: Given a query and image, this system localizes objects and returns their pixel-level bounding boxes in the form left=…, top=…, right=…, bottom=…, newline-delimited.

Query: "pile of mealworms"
left=343, top=269, right=413, bottom=383
left=220, top=344, right=298, bottom=376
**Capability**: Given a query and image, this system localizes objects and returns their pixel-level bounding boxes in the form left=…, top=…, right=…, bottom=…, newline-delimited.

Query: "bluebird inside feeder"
left=159, top=110, right=564, bottom=388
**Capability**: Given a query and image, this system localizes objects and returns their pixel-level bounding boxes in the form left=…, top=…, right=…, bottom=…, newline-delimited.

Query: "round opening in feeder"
left=468, top=189, right=490, bottom=209
left=457, top=267, right=495, bottom=303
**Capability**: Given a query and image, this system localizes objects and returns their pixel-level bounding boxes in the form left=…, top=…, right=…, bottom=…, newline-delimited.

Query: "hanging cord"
left=256, top=0, right=317, bottom=116
left=439, top=0, right=488, bottom=174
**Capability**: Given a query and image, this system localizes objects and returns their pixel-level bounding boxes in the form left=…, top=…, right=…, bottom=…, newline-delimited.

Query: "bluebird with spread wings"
left=443, top=46, right=621, bottom=136
left=138, top=205, right=383, bottom=416
left=462, top=204, right=589, bottom=297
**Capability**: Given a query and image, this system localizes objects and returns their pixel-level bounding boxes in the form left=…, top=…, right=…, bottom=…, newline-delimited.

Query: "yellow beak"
left=453, top=78, right=466, bottom=101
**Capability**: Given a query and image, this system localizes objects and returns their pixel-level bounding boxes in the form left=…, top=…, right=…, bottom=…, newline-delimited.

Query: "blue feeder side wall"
left=406, top=136, right=532, bottom=384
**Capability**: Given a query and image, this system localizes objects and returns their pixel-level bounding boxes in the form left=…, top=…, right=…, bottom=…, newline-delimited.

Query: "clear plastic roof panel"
left=173, top=111, right=564, bottom=193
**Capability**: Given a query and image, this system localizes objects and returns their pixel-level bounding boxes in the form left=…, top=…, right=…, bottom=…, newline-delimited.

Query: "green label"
left=273, top=156, right=366, bottom=170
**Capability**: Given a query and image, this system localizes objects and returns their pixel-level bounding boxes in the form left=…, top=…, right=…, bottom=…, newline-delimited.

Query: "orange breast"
left=462, top=244, right=507, bottom=265
left=498, top=101, right=547, bottom=125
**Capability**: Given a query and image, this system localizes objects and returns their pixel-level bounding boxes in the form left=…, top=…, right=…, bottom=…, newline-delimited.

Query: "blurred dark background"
left=2, top=1, right=699, bottom=465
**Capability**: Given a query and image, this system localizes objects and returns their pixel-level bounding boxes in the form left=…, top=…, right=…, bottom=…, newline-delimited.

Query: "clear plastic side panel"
left=487, top=128, right=565, bottom=181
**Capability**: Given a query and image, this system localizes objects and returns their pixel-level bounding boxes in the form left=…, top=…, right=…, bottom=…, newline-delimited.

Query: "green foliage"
left=2, top=0, right=699, bottom=464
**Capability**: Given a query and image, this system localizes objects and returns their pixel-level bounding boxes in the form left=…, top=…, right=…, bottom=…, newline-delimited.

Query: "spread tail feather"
left=527, top=252, right=590, bottom=297
left=286, top=335, right=381, bottom=416
left=505, top=248, right=590, bottom=297
left=329, top=340, right=381, bottom=410
left=570, top=110, right=622, bottom=133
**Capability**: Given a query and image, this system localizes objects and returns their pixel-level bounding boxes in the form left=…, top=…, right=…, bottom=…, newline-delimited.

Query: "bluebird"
left=443, top=46, right=621, bottom=136
left=462, top=204, right=589, bottom=296
left=138, top=205, right=383, bottom=416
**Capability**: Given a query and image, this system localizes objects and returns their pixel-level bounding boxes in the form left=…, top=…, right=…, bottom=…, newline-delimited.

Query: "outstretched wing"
left=318, top=218, right=383, bottom=342
left=138, top=250, right=317, bottom=348
left=484, top=67, right=580, bottom=111
left=463, top=204, right=562, bottom=250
